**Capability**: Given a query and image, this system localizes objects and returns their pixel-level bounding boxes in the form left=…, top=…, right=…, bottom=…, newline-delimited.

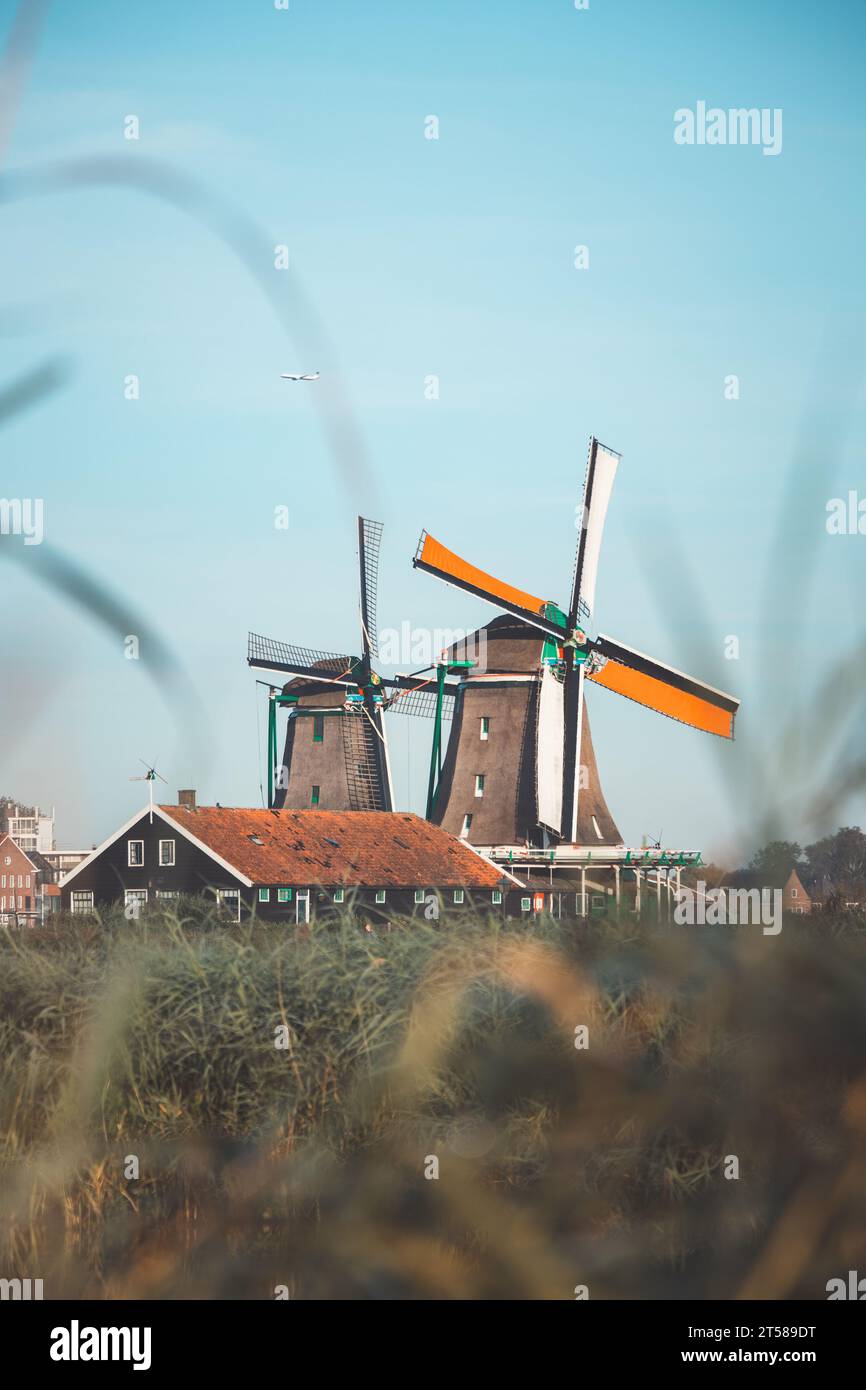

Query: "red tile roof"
left=158, top=807, right=509, bottom=889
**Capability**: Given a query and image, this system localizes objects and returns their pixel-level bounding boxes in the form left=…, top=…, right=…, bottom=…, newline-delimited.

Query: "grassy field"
left=1, top=902, right=866, bottom=1299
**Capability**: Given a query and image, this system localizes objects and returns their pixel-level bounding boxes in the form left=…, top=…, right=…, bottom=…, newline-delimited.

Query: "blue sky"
left=2, top=0, right=865, bottom=858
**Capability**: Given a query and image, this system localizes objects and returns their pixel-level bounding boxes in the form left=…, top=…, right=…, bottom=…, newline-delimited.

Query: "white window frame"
left=474, top=774, right=485, bottom=798
left=491, top=890, right=502, bottom=904
left=480, top=717, right=490, bottom=740
left=277, top=888, right=292, bottom=903
left=258, top=887, right=270, bottom=903
left=375, top=889, right=386, bottom=904
left=333, top=888, right=345, bottom=903
left=296, top=889, right=310, bottom=924
left=453, top=889, right=465, bottom=905
left=155, top=891, right=179, bottom=899
left=460, top=814, right=472, bottom=839
left=791, top=887, right=798, bottom=898
left=71, top=890, right=95, bottom=915
left=520, top=896, right=532, bottom=912
left=124, top=889, right=148, bottom=907
left=591, top=816, right=603, bottom=840
left=127, top=840, right=144, bottom=867
left=414, top=889, right=425, bottom=904
left=159, top=839, right=176, bottom=867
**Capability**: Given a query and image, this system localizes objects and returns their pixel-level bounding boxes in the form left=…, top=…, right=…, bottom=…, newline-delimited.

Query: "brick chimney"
left=178, top=789, right=196, bottom=810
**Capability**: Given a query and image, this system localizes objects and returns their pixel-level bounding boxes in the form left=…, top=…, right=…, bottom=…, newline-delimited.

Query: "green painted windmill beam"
left=425, top=659, right=475, bottom=820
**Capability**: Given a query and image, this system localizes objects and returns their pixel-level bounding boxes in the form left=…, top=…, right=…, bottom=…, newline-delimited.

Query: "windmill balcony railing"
left=482, top=845, right=703, bottom=868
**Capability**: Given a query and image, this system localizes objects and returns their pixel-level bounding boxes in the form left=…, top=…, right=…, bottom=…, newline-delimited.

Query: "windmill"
left=412, top=437, right=740, bottom=851
left=248, top=517, right=462, bottom=811
left=129, top=759, right=168, bottom=824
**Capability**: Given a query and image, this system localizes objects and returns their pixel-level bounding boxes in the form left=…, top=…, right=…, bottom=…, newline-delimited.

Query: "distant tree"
left=681, top=861, right=730, bottom=889
left=742, top=840, right=803, bottom=887
left=804, top=827, right=866, bottom=901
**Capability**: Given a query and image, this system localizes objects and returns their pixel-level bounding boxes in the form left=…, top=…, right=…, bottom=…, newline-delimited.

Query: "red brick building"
left=783, top=867, right=812, bottom=915
left=0, top=834, right=39, bottom=922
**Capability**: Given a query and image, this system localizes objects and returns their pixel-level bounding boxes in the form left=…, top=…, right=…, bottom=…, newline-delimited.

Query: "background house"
left=783, top=867, right=812, bottom=914
left=0, top=834, right=42, bottom=924
left=60, top=798, right=521, bottom=922
left=0, top=798, right=54, bottom=855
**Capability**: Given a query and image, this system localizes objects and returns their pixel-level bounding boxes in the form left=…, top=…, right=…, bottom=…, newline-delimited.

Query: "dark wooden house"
left=59, top=797, right=519, bottom=922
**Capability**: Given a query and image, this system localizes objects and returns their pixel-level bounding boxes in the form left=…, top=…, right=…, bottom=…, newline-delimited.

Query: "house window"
left=333, top=888, right=345, bottom=903
left=17, top=875, right=22, bottom=887
left=591, top=816, right=603, bottom=840
left=474, top=774, right=485, bottom=798
left=460, top=814, right=472, bottom=839
left=313, top=714, right=325, bottom=743
left=159, top=839, right=175, bottom=866
left=156, top=891, right=179, bottom=899
left=480, top=717, right=490, bottom=740
left=414, top=889, right=425, bottom=904
left=217, top=889, right=240, bottom=921
left=128, top=840, right=144, bottom=867
left=491, top=890, right=502, bottom=904
left=25, top=875, right=30, bottom=888
left=258, top=887, right=270, bottom=903
left=278, top=888, right=292, bottom=903
left=71, top=891, right=95, bottom=915
left=791, top=887, right=798, bottom=898
left=375, top=890, right=386, bottom=903
left=1, top=875, right=4, bottom=887
left=311, top=785, right=320, bottom=807
left=520, top=897, right=532, bottom=912
left=453, top=889, right=465, bottom=905
left=125, top=889, right=147, bottom=908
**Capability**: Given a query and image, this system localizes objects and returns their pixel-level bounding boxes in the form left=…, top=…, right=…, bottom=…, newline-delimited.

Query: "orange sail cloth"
left=417, top=533, right=549, bottom=616
left=587, top=658, right=735, bottom=738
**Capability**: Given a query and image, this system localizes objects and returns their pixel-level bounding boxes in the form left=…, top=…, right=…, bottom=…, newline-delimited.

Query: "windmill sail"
left=356, top=517, right=393, bottom=811
left=562, top=438, right=621, bottom=841
left=413, top=532, right=563, bottom=640
left=247, top=634, right=358, bottom=684
left=358, top=516, right=383, bottom=660
left=536, top=664, right=565, bottom=832
left=569, top=437, right=621, bottom=627
left=590, top=635, right=739, bottom=738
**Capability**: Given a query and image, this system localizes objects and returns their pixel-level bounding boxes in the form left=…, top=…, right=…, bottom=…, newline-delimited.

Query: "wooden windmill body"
left=248, top=518, right=458, bottom=813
